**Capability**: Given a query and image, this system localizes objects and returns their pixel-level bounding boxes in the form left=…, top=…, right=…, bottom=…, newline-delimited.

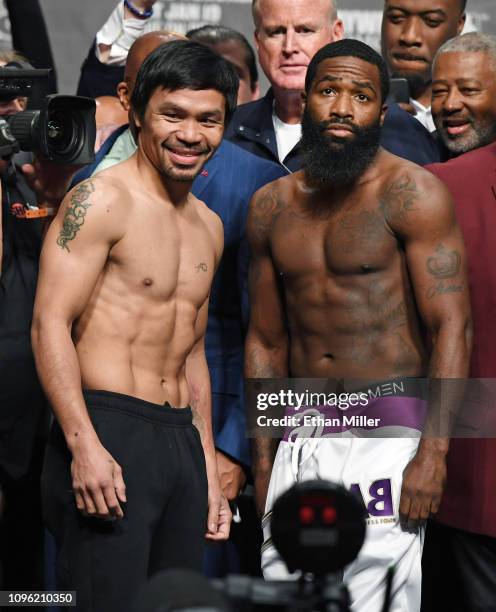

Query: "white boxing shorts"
left=261, top=386, right=427, bottom=612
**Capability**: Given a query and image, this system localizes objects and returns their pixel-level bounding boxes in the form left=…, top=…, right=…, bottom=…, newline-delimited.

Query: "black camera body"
left=0, top=64, right=96, bottom=164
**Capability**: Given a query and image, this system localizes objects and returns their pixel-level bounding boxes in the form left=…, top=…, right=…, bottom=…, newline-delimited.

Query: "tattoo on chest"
left=340, top=283, right=408, bottom=365
left=195, top=263, right=208, bottom=273
left=336, top=209, right=386, bottom=247
left=425, top=243, right=463, bottom=299
left=56, top=181, right=95, bottom=252
left=379, top=175, right=420, bottom=225
left=392, top=332, right=418, bottom=375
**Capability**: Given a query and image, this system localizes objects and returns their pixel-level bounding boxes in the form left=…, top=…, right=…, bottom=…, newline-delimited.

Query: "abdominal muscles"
left=73, top=263, right=202, bottom=407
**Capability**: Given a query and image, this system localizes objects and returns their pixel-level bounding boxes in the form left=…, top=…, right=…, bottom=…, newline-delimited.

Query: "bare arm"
left=32, top=177, right=128, bottom=518
left=186, top=299, right=231, bottom=541
left=185, top=212, right=231, bottom=539
left=382, top=170, right=472, bottom=521
left=245, top=184, right=289, bottom=515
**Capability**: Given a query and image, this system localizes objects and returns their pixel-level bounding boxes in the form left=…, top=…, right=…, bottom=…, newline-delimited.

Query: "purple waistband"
left=282, top=396, right=427, bottom=440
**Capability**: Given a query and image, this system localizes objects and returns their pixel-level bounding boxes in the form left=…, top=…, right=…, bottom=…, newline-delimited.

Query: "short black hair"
left=461, top=0, right=467, bottom=11
left=305, top=39, right=390, bottom=103
left=186, top=25, right=258, bottom=91
left=131, top=39, right=239, bottom=124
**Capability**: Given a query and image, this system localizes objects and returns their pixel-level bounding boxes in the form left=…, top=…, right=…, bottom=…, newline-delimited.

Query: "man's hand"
left=398, top=102, right=417, bottom=116
left=254, top=468, right=272, bottom=518
left=216, top=450, right=246, bottom=501
left=21, top=158, right=81, bottom=212
left=400, top=445, right=447, bottom=524
left=205, top=478, right=232, bottom=541
left=71, top=438, right=126, bottom=520
left=135, top=0, right=158, bottom=9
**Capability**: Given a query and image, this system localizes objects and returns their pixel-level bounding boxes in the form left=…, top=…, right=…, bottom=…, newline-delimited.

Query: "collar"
left=410, top=98, right=436, bottom=133
left=234, top=89, right=279, bottom=157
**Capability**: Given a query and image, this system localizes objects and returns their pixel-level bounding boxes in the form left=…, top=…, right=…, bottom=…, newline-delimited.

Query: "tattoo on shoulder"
left=250, top=187, right=287, bottom=238
left=379, top=175, right=420, bottom=225
left=426, top=243, right=463, bottom=299
left=195, top=263, right=208, bottom=273
left=56, top=181, right=95, bottom=252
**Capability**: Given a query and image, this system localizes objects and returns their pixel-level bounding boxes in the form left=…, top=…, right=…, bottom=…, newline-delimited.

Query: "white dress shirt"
left=410, top=98, right=436, bottom=133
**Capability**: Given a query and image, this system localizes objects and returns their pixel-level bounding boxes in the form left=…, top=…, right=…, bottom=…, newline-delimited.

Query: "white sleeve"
left=95, top=1, right=155, bottom=66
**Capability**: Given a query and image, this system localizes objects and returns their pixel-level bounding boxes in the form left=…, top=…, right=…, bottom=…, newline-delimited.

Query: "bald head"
left=118, top=30, right=186, bottom=116
left=125, top=31, right=187, bottom=88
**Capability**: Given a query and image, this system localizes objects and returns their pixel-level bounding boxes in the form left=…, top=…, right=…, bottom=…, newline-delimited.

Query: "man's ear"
left=251, top=81, right=261, bottom=102
left=254, top=28, right=260, bottom=54
left=332, top=18, right=345, bottom=42
left=132, top=110, right=141, bottom=130
left=457, top=12, right=466, bottom=35
left=117, top=81, right=131, bottom=112
left=380, top=102, right=388, bottom=126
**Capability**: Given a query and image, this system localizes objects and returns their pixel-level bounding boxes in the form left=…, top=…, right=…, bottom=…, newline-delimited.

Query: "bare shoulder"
left=190, top=194, right=224, bottom=259
left=247, top=173, right=296, bottom=241
left=53, top=175, right=131, bottom=251
left=62, top=174, right=131, bottom=212
left=377, top=153, right=455, bottom=234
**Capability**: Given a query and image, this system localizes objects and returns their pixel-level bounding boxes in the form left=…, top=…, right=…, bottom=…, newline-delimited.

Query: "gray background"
left=0, top=0, right=494, bottom=94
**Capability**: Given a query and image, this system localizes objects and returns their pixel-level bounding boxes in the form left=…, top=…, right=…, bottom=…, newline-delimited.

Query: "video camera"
left=0, top=61, right=95, bottom=164
left=213, top=480, right=374, bottom=612
left=135, top=481, right=395, bottom=612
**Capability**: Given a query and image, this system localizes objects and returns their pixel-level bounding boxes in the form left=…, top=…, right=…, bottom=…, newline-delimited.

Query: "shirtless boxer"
left=246, top=40, right=471, bottom=611
left=32, top=40, right=237, bottom=611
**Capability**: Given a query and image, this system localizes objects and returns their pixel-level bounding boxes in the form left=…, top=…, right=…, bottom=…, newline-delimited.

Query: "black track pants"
left=42, top=390, right=208, bottom=612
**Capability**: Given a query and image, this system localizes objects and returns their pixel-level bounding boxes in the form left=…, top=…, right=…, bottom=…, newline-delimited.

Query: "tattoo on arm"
left=56, top=181, right=95, bottom=252
left=246, top=346, right=284, bottom=378
left=252, top=437, right=278, bottom=472
left=379, top=175, right=421, bottom=225
left=425, top=243, right=463, bottom=299
left=195, top=263, right=208, bottom=273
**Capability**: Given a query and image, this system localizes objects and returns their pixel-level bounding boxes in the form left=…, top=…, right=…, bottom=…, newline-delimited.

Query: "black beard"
left=300, top=110, right=382, bottom=188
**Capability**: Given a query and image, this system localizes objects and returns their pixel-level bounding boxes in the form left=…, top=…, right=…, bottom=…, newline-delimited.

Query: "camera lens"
left=46, top=109, right=83, bottom=160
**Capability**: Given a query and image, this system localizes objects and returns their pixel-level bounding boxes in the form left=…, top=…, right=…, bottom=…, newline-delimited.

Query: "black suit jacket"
left=225, top=89, right=445, bottom=169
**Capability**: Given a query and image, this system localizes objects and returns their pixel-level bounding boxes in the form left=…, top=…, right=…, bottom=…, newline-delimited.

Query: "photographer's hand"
left=21, top=158, right=81, bottom=213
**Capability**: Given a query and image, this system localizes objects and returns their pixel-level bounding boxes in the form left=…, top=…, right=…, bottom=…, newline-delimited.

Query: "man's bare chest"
left=106, top=212, right=216, bottom=306
left=270, top=201, right=398, bottom=278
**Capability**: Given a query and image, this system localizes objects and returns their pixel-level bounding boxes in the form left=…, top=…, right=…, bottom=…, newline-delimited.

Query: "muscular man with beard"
left=246, top=40, right=471, bottom=611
